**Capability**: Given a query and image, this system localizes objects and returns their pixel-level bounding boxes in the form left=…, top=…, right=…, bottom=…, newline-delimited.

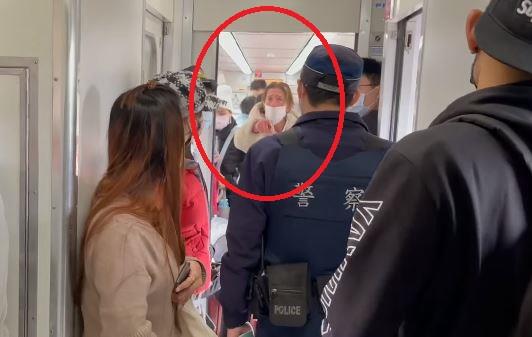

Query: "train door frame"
left=0, top=56, right=40, bottom=337
left=142, top=9, right=166, bottom=82
left=378, top=4, right=426, bottom=141
left=186, top=0, right=220, bottom=214
left=391, top=11, right=424, bottom=141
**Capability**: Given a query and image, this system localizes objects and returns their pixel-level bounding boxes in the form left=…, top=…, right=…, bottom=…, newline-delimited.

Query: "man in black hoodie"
left=321, top=1, right=532, bottom=337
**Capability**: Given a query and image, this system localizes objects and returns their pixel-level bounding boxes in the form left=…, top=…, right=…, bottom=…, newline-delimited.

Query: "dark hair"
left=183, top=65, right=205, bottom=74
left=240, top=96, right=258, bottom=115
left=77, top=83, right=186, bottom=304
left=305, top=85, right=356, bottom=108
left=203, top=79, right=217, bottom=94
left=362, top=58, right=382, bottom=87
left=250, top=79, right=267, bottom=91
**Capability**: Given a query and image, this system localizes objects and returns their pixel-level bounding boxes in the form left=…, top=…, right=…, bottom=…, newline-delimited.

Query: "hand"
left=252, top=120, right=274, bottom=134
left=172, top=260, right=204, bottom=305
left=227, top=324, right=252, bottom=337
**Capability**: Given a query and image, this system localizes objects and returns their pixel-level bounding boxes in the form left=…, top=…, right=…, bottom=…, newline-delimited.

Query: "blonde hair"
left=262, top=82, right=294, bottom=111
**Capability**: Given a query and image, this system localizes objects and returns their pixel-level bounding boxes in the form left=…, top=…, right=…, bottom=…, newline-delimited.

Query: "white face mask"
left=264, top=105, right=287, bottom=125
left=215, top=114, right=231, bottom=130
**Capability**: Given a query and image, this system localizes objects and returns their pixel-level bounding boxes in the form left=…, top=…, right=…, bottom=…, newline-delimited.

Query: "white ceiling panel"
left=234, top=32, right=311, bottom=73
left=244, top=48, right=299, bottom=58
left=218, top=47, right=241, bottom=72
left=234, top=32, right=312, bottom=49
left=218, top=32, right=356, bottom=74
left=246, top=57, right=294, bottom=65
left=193, top=0, right=361, bottom=33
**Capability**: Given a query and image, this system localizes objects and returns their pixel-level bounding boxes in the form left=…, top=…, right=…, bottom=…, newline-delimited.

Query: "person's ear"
left=466, top=10, right=483, bottom=54
left=297, top=80, right=305, bottom=100
left=349, top=90, right=361, bottom=107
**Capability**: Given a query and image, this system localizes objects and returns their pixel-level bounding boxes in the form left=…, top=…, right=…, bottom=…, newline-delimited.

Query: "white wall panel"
left=147, top=0, right=174, bottom=21
left=78, top=0, right=144, bottom=228
left=193, top=0, right=361, bottom=33
left=0, top=1, right=53, bottom=336
left=394, top=0, right=423, bottom=17
left=192, top=31, right=218, bottom=78
left=415, top=0, right=490, bottom=129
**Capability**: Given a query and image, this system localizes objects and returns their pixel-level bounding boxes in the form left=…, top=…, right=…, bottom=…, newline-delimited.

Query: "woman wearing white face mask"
left=214, top=100, right=247, bottom=199
left=234, top=82, right=300, bottom=153
left=215, top=101, right=237, bottom=149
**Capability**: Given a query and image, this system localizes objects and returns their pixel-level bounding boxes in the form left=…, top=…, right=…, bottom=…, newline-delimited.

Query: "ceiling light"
left=286, top=33, right=335, bottom=76
left=219, top=32, right=252, bottom=75
left=266, top=52, right=276, bottom=58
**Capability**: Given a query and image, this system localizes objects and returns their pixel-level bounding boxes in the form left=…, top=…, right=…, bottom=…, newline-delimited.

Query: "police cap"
left=300, top=44, right=363, bottom=96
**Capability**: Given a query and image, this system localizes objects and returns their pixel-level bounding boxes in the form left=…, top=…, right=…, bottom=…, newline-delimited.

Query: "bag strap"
left=216, top=126, right=238, bottom=171
left=260, top=237, right=265, bottom=274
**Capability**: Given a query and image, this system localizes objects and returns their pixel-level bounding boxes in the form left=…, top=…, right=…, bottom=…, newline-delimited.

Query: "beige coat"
left=82, top=212, right=213, bottom=337
left=234, top=103, right=301, bottom=153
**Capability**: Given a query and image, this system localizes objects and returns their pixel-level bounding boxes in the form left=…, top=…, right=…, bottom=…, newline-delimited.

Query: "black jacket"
left=362, top=109, right=378, bottom=136
left=220, top=139, right=245, bottom=187
left=216, top=118, right=245, bottom=186
left=322, top=80, right=532, bottom=337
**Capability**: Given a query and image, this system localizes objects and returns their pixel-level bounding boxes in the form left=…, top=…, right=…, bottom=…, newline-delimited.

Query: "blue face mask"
left=347, top=94, right=368, bottom=115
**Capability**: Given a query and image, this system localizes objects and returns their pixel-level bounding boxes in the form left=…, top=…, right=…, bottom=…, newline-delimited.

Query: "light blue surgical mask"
left=347, top=94, right=368, bottom=115
left=355, top=93, right=366, bottom=107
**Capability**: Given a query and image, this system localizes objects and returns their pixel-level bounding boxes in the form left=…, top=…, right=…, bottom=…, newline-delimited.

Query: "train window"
left=142, top=11, right=164, bottom=82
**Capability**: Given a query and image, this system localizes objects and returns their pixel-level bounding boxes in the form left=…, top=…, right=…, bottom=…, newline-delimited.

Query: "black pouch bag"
left=266, top=263, right=310, bottom=327
left=248, top=238, right=270, bottom=316
left=248, top=272, right=269, bottom=316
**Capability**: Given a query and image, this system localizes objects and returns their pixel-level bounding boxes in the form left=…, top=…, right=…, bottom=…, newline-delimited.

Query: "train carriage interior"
left=5, top=0, right=532, bottom=336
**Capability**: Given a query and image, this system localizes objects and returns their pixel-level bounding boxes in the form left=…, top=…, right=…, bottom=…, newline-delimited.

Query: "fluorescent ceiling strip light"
left=219, top=32, right=252, bottom=75
left=286, top=33, right=334, bottom=76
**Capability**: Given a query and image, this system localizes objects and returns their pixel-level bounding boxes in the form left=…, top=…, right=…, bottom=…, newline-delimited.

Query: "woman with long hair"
left=80, top=83, right=211, bottom=337
left=233, top=81, right=301, bottom=153
left=153, top=70, right=215, bottom=295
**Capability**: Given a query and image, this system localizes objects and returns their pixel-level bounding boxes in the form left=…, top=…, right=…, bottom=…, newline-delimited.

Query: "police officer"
left=219, top=45, right=392, bottom=337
